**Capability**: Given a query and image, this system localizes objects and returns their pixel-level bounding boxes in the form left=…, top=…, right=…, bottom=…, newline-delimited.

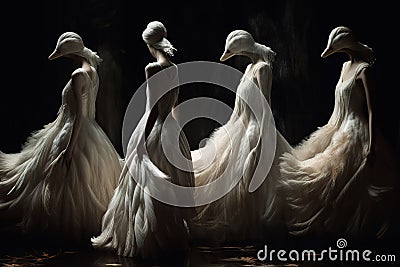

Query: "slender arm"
left=65, top=71, right=84, bottom=161
left=144, top=63, right=162, bottom=140
left=255, top=63, right=273, bottom=106
left=254, top=63, right=273, bottom=137
left=255, top=63, right=273, bottom=130
left=359, top=67, right=375, bottom=155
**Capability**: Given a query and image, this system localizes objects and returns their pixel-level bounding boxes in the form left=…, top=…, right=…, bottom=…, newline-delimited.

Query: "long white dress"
left=191, top=62, right=292, bottom=243
left=0, top=66, right=122, bottom=243
left=92, top=63, right=195, bottom=258
left=279, top=61, right=398, bottom=239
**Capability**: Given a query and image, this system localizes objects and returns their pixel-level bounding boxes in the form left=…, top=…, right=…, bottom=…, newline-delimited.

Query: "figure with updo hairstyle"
left=0, top=32, right=122, bottom=244
left=92, top=21, right=195, bottom=259
left=190, top=30, right=293, bottom=244
left=279, top=26, right=399, bottom=240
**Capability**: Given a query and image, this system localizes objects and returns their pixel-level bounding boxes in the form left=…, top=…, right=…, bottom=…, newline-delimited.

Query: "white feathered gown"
left=92, top=63, right=195, bottom=258
left=0, top=66, right=122, bottom=243
left=279, top=62, right=399, bottom=239
left=191, top=62, right=292, bottom=243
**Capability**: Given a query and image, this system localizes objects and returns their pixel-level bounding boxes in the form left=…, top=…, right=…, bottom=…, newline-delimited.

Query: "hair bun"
left=142, top=21, right=167, bottom=45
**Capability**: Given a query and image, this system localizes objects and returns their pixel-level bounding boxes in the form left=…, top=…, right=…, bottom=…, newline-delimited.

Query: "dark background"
left=1, top=0, right=399, bottom=158
left=0, top=0, right=399, bottom=263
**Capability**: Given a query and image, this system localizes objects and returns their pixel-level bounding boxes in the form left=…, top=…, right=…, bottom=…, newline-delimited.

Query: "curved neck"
left=68, top=53, right=92, bottom=70
left=154, top=49, right=171, bottom=66
left=241, top=51, right=263, bottom=64
left=344, top=49, right=366, bottom=64
left=82, top=60, right=91, bottom=70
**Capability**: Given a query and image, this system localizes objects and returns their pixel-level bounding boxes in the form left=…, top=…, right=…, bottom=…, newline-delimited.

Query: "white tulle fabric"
left=190, top=62, right=292, bottom=243
left=91, top=63, right=195, bottom=258
left=0, top=66, right=122, bottom=242
left=279, top=61, right=397, bottom=238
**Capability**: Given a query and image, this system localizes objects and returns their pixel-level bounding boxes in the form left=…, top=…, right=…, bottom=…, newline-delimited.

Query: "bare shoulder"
left=145, top=62, right=162, bottom=71
left=255, top=62, right=272, bottom=76
left=145, top=62, right=162, bottom=78
left=360, top=63, right=372, bottom=74
left=357, top=63, right=373, bottom=80
left=356, top=64, right=375, bottom=94
left=70, top=68, right=87, bottom=93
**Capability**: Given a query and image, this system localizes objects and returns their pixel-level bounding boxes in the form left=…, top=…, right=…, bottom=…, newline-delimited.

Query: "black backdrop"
left=1, top=0, right=399, bottom=159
